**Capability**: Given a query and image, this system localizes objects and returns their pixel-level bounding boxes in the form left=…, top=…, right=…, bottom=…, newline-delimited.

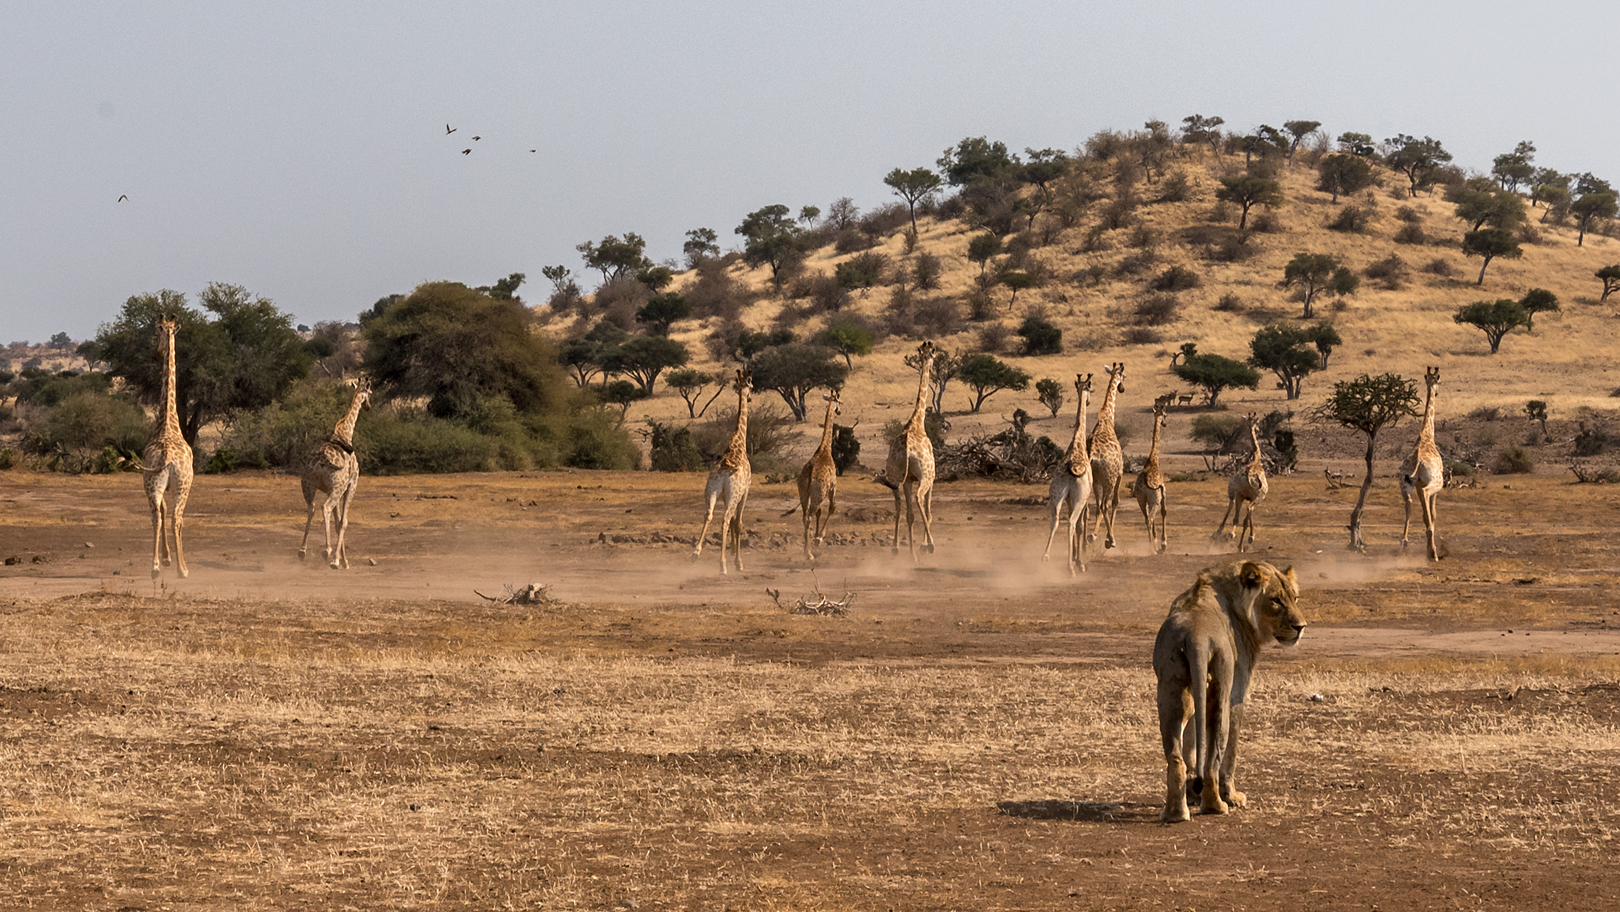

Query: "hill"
left=554, top=139, right=1620, bottom=475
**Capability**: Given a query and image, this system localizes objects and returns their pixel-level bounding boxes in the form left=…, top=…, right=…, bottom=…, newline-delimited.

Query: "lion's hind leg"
left=1198, top=650, right=1236, bottom=815
left=1156, top=679, right=1193, bottom=823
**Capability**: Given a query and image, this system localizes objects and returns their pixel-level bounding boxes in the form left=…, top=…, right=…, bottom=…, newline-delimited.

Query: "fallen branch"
left=475, top=582, right=554, bottom=605
left=766, top=582, right=855, bottom=617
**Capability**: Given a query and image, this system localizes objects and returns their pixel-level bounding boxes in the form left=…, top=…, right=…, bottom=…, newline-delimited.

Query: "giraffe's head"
left=1106, top=361, right=1125, bottom=394
left=1074, top=372, right=1093, bottom=397
left=824, top=388, right=842, bottom=418
left=353, top=375, right=374, bottom=411
left=916, top=340, right=936, bottom=370
left=1425, top=366, right=1441, bottom=394
left=156, top=317, right=178, bottom=351
left=1153, top=394, right=1171, bottom=418
left=734, top=369, right=753, bottom=404
left=1246, top=411, right=1261, bottom=433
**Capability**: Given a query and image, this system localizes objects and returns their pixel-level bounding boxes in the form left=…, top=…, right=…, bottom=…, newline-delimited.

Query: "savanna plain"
left=2, top=465, right=1619, bottom=911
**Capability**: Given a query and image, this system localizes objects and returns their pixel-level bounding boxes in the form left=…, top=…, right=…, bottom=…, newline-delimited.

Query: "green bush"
left=1016, top=317, right=1063, bottom=355
left=648, top=420, right=705, bottom=472
left=1492, top=446, right=1535, bottom=474
left=22, top=391, right=151, bottom=472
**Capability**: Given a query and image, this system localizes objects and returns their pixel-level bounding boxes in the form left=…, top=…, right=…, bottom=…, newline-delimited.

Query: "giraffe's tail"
left=780, top=505, right=800, bottom=517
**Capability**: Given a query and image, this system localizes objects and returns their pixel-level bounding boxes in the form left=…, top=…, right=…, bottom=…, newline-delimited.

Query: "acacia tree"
left=1316, top=153, right=1374, bottom=203
left=1448, top=180, right=1526, bottom=232
left=884, top=166, right=944, bottom=234
left=1036, top=378, right=1064, bottom=417
left=1281, top=253, right=1359, bottom=318
left=905, top=346, right=963, bottom=414
left=1282, top=120, right=1322, bottom=162
left=1491, top=141, right=1537, bottom=193
left=748, top=343, right=849, bottom=420
left=363, top=282, right=568, bottom=419
left=957, top=354, right=1031, bottom=412
left=1180, top=114, right=1225, bottom=154
left=1518, top=288, right=1559, bottom=330
left=1248, top=325, right=1321, bottom=400
left=576, top=233, right=652, bottom=284
left=633, top=293, right=692, bottom=336
left=1316, top=373, right=1420, bottom=551
left=1215, top=173, right=1283, bottom=229
left=1597, top=264, right=1620, bottom=303
left=1173, top=353, right=1260, bottom=408
left=1461, top=228, right=1522, bottom=285
left=665, top=368, right=724, bottom=418
left=604, top=336, right=689, bottom=395
left=1307, top=321, right=1343, bottom=369
left=736, top=205, right=810, bottom=283
left=966, top=233, right=1002, bottom=280
left=1571, top=189, right=1618, bottom=247
left=682, top=228, right=720, bottom=269
left=1454, top=299, right=1531, bottom=354
left=87, top=284, right=312, bottom=446
left=1384, top=134, right=1454, bottom=197
left=816, top=319, right=874, bottom=370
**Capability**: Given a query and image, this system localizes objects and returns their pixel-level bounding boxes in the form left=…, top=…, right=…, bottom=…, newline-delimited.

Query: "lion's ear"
left=1240, top=561, right=1267, bottom=589
left=1281, top=566, right=1298, bottom=596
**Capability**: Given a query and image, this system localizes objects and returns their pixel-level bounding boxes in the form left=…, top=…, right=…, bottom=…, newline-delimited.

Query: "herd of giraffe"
left=133, top=321, right=1447, bottom=581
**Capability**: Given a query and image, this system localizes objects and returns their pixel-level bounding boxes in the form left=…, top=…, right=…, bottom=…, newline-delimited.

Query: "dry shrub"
left=1395, top=223, right=1429, bottom=245
left=1114, top=247, right=1157, bottom=277
left=1492, top=446, right=1535, bottom=475
left=1123, top=326, right=1164, bottom=345
left=1365, top=253, right=1408, bottom=289
left=1150, top=265, right=1201, bottom=292
left=685, top=256, right=758, bottom=322
left=1250, top=209, right=1285, bottom=233
left=1214, top=292, right=1245, bottom=313
left=1327, top=205, right=1372, bottom=233
left=1422, top=257, right=1457, bottom=277
left=1135, top=293, right=1180, bottom=326
left=1395, top=205, right=1422, bottom=223
left=788, top=270, right=849, bottom=314
left=977, top=322, right=1012, bottom=354
left=912, top=297, right=965, bottom=338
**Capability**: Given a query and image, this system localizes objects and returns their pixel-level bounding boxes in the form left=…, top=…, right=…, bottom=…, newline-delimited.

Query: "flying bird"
left=117, top=194, right=128, bottom=202
left=462, top=148, right=471, bottom=155
left=445, top=124, right=456, bottom=135
left=472, top=135, right=481, bottom=141
left=530, top=149, right=536, bottom=153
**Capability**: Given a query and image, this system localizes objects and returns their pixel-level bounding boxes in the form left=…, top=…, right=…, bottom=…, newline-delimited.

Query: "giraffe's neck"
left=815, top=401, right=837, bottom=458
left=1146, top=413, right=1164, bottom=467
left=1247, top=424, right=1265, bottom=468
left=1418, top=387, right=1437, bottom=446
left=1065, top=392, right=1091, bottom=464
left=1092, top=379, right=1119, bottom=443
left=159, top=328, right=181, bottom=439
left=332, top=389, right=366, bottom=446
left=907, top=358, right=933, bottom=433
left=724, top=386, right=749, bottom=465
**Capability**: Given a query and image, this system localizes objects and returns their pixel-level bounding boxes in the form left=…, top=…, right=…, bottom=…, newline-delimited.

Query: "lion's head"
left=1238, top=560, right=1305, bottom=647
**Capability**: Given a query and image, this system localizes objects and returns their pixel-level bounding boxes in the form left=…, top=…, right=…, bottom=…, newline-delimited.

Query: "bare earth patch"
left=1, top=468, right=1618, bottom=910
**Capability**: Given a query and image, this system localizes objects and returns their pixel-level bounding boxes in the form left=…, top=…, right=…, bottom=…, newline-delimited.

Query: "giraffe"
left=298, top=378, right=371, bottom=569
left=694, top=369, right=753, bottom=574
left=1041, top=373, right=1094, bottom=575
left=1087, top=362, right=1126, bottom=549
left=1214, top=412, right=1268, bottom=551
left=140, top=318, right=194, bottom=579
left=792, top=389, right=842, bottom=560
left=886, top=342, right=938, bottom=560
left=1400, top=366, right=1444, bottom=561
left=1134, top=394, right=1172, bottom=554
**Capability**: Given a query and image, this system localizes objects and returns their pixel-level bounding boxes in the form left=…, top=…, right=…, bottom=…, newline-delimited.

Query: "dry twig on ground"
left=474, top=582, right=554, bottom=605
left=767, top=582, right=855, bottom=616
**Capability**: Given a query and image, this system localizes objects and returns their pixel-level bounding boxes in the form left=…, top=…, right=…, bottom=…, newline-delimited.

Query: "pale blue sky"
left=3, top=1, right=1616, bottom=343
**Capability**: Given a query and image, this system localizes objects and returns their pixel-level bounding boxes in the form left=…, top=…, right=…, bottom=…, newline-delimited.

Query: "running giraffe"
left=141, top=318, right=194, bottom=579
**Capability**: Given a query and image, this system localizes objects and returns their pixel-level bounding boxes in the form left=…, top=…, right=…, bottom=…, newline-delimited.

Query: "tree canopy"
left=86, top=283, right=312, bottom=445
left=1461, top=228, right=1522, bottom=285
left=1172, top=353, right=1259, bottom=408
left=937, top=136, right=1017, bottom=186
left=576, top=233, right=653, bottom=285
left=1215, top=174, right=1283, bottom=230
left=748, top=343, right=848, bottom=420
left=1248, top=324, right=1322, bottom=400
left=1453, top=299, right=1530, bottom=354
left=1597, top=265, right=1620, bottom=303
left=1316, top=153, right=1374, bottom=203
left=735, top=205, right=810, bottom=282
left=1383, top=134, right=1454, bottom=197
left=603, top=336, right=689, bottom=395
left=884, top=166, right=944, bottom=233
left=957, top=354, right=1031, bottom=412
left=362, top=281, right=567, bottom=419
left=1280, top=253, right=1359, bottom=319
left=1315, top=373, right=1420, bottom=550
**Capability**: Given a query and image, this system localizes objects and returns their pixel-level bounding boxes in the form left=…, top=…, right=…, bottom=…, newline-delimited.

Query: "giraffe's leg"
left=298, top=495, right=317, bottom=561
left=1076, top=502, right=1090, bottom=573
left=149, top=486, right=166, bottom=579
left=916, top=482, right=936, bottom=555
left=1041, top=488, right=1068, bottom=563
left=321, top=493, right=339, bottom=565
left=693, top=486, right=719, bottom=560
left=1157, top=494, right=1169, bottom=554
left=801, top=493, right=814, bottom=560
left=730, top=491, right=748, bottom=572
left=171, top=476, right=190, bottom=579
left=891, top=482, right=905, bottom=556
left=332, top=481, right=356, bottom=569
left=1212, top=497, right=1237, bottom=542
left=718, top=502, right=733, bottom=575
left=1102, top=478, right=1122, bottom=549
left=1422, top=488, right=1440, bottom=562
left=1399, top=484, right=1415, bottom=550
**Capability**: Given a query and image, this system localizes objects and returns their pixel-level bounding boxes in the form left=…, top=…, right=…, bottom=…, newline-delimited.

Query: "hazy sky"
left=3, top=1, right=1617, bottom=344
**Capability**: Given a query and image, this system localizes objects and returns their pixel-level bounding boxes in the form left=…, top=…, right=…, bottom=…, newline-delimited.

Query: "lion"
left=1152, top=559, right=1305, bottom=822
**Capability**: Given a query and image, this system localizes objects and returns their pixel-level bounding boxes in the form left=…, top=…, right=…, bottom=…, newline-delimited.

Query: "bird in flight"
left=117, top=194, right=128, bottom=202
left=445, top=124, right=456, bottom=135
left=472, top=135, right=481, bottom=141
left=462, top=148, right=471, bottom=155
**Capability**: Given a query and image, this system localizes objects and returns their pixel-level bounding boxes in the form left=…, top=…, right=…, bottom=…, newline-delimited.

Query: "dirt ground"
left=1, top=465, right=1618, bottom=910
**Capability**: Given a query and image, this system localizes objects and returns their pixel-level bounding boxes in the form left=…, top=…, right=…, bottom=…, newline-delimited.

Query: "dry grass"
left=3, top=468, right=1620, bottom=908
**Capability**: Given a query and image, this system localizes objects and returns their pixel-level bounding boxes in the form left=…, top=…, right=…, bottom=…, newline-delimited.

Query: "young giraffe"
left=694, top=369, right=752, bottom=574
left=1400, top=366, right=1445, bottom=561
left=791, top=389, right=842, bottom=560
left=299, top=378, right=372, bottom=569
left=1134, top=394, right=1172, bottom=554
left=1087, top=362, right=1126, bottom=549
left=141, top=318, right=193, bottom=579
left=886, top=341, right=938, bottom=560
left=1214, top=412, right=1268, bottom=551
left=1041, top=373, right=1094, bottom=575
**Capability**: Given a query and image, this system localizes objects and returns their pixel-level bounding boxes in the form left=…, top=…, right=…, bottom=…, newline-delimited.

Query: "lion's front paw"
left=1223, top=788, right=1246, bottom=808
left=1160, top=802, right=1190, bottom=823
